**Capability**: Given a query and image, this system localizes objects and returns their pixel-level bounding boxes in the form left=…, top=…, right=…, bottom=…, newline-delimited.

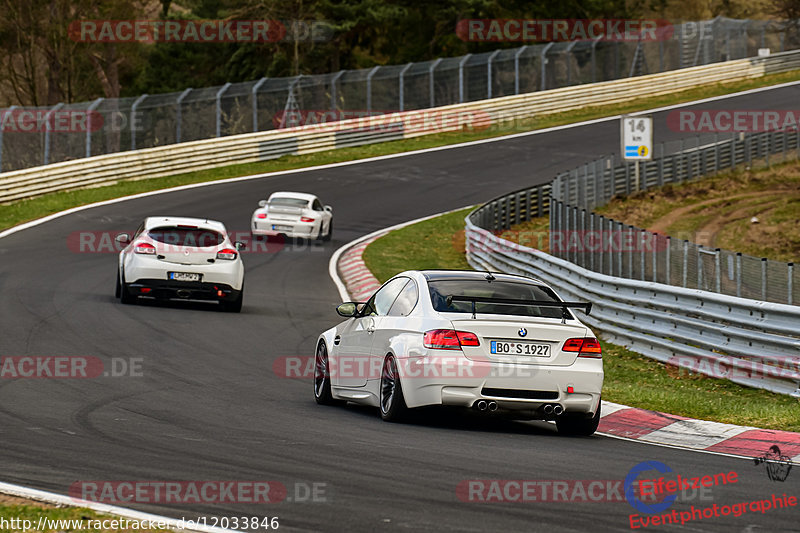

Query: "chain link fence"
left=470, top=128, right=800, bottom=305
left=2, top=17, right=800, bottom=173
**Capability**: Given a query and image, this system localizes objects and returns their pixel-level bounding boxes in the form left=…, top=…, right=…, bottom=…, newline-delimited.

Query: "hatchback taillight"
left=134, top=242, right=156, bottom=255
left=216, top=248, right=238, bottom=260
left=300, top=216, right=315, bottom=223
left=562, top=337, right=602, bottom=358
left=423, top=329, right=480, bottom=349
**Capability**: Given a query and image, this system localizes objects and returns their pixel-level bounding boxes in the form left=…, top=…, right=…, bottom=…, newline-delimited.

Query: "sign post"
left=621, top=115, right=653, bottom=191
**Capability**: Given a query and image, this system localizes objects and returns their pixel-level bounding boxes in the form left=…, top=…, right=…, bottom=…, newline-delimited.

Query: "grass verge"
left=363, top=207, right=800, bottom=431
left=5, top=69, right=800, bottom=232
left=0, top=495, right=174, bottom=532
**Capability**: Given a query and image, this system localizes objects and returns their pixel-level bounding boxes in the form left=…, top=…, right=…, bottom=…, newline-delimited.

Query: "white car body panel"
left=251, top=191, right=332, bottom=239
left=119, top=216, right=244, bottom=302
left=317, top=270, right=603, bottom=418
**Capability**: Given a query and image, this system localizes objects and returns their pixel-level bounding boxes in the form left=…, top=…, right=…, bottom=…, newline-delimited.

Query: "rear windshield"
left=148, top=227, right=224, bottom=247
left=269, top=197, right=309, bottom=208
left=428, top=280, right=564, bottom=319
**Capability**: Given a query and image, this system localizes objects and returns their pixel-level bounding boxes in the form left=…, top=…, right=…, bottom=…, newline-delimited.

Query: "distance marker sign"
left=621, top=115, right=653, bottom=160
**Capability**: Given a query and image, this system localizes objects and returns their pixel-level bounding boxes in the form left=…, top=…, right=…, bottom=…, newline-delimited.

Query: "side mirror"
left=115, top=233, right=130, bottom=244
left=234, top=241, right=246, bottom=251
left=336, top=302, right=361, bottom=317
left=324, top=205, right=333, bottom=213
left=258, top=200, right=267, bottom=207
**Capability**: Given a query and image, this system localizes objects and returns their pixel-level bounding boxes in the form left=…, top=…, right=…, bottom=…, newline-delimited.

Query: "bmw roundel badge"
left=518, top=328, right=527, bottom=337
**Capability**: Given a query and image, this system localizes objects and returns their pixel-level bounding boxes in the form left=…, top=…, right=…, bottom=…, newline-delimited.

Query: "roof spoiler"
left=445, top=295, right=592, bottom=322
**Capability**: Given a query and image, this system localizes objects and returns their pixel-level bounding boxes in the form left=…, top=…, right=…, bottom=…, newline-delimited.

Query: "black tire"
left=314, top=342, right=343, bottom=406
left=379, top=356, right=408, bottom=422
left=556, top=400, right=601, bottom=436
left=222, top=287, right=243, bottom=313
left=119, top=270, right=134, bottom=304
left=323, top=221, right=333, bottom=242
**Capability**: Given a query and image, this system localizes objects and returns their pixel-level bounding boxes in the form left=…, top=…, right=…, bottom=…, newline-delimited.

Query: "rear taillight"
left=562, top=337, right=602, bottom=358
left=134, top=242, right=156, bottom=255
left=300, top=216, right=315, bottom=223
left=423, top=329, right=480, bottom=350
left=257, top=213, right=267, bottom=219
left=216, top=248, right=238, bottom=260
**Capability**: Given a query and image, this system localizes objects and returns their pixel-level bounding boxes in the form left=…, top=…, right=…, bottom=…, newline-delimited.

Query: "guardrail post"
left=715, top=249, right=721, bottom=293
left=652, top=233, right=658, bottom=282
left=591, top=37, right=601, bottom=82
left=330, top=70, right=344, bottom=111
left=252, top=77, right=268, bottom=132
left=176, top=88, right=191, bottom=143
left=398, top=63, right=412, bottom=112
left=43, top=103, right=64, bottom=165
left=85, top=98, right=104, bottom=158
left=215, top=82, right=232, bottom=138
left=761, top=257, right=768, bottom=300
left=736, top=252, right=742, bottom=297
left=640, top=229, right=646, bottom=281
left=429, top=58, right=443, bottom=108
left=598, top=215, right=605, bottom=274
left=564, top=41, right=578, bottom=85
left=589, top=212, right=595, bottom=272
left=789, top=262, right=794, bottom=305
left=540, top=43, right=554, bottom=91
left=682, top=240, right=689, bottom=288
left=665, top=236, right=671, bottom=285
left=366, top=66, right=380, bottom=113
left=458, top=54, right=471, bottom=103
left=130, top=94, right=148, bottom=150
left=514, top=46, right=527, bottom=94
left=618, top=222, right=624, bottom=277
left=487, top=50, right=500, bottom=99
left=0, top=105, right=16, bottom=171
left=697, top=245, right=704, bottom=290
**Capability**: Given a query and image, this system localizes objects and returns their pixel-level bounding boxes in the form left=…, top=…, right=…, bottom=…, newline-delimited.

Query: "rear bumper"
left=252, top=220, right=316, bottom=238
left=128, top=279, right=241, bottom=303
left=398, top=356, right=603, bottom=416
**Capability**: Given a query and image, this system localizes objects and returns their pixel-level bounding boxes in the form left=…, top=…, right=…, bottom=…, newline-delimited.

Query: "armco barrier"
left=3, top=50, right=800, bottom=203
left=465, top=220, right=800, bottom=396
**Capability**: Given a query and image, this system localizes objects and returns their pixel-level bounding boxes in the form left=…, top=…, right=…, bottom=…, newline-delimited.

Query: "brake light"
left=300, top=217, right=315, bottom=223
left=134, top=242, right=156, bottom=255
left=216, top=248, right=238, bottom=260
left=423, top=329, right=480, bottom=349
left=257, top=213, right=267, bottom=219
left=562, top=337, right=602, bottom=358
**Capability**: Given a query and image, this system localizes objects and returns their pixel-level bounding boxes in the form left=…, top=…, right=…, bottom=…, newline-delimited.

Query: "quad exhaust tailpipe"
left=474, top=400, right=498, bottom=412
left=542, top=404, right=564, bottom=416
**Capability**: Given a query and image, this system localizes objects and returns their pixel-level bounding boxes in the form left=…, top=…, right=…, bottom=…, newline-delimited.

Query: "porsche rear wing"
left=445, top=295, right=592, bottom=322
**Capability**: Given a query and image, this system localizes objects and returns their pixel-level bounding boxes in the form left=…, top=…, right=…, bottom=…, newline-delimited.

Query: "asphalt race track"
left=1, top=85, right=799, bottom=532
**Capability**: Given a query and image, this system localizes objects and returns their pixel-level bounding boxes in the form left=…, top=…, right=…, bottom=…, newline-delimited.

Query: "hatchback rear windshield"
left=269, top=197, right=309, bottom=207
left=148, top=227, right=225, bottom=247
left=428, top=280, right=564, bottom=318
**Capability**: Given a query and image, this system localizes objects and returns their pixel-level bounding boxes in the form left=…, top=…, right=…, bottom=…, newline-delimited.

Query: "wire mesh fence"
left=2, top=17, right=800, bottom=173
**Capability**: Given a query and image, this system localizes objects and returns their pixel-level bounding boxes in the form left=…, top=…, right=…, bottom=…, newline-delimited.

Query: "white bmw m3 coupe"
left=115, top=217, right=245, bottom=312
left=251, top=192, right=333, bottom=241
left=315, top=270, right=604, bottom=435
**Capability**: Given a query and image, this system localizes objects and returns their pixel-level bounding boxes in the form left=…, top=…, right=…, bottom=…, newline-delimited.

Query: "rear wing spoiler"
left=445, top=295, right=592, bottom=321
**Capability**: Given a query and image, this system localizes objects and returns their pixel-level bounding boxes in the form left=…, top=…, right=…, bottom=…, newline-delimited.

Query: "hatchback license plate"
left=490, top=341, right=550, bottom=356
left=170, top=272, right=200, bottom=282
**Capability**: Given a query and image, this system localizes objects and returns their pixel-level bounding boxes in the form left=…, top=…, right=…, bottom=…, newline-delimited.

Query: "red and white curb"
left=330, top=216, right=800, bottom=465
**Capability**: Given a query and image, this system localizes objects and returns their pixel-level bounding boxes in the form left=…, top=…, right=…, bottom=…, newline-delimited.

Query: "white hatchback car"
left=315, top=270, right=603, bottom=435
left=251, top=192, right=333, bottom=241
left=115, top=217, right=245, bottom=312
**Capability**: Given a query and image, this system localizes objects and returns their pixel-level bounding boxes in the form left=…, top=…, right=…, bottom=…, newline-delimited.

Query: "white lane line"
left=640, top=420, right=755, bottom=449
left=0, top=481, right=236, bottom=533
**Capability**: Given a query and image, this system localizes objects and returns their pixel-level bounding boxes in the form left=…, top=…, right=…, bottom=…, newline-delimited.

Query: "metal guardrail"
left=464, top=221, right=800, bottom=396
left=3, top=49, right=800, bottom=204
left=1, top=17, right=799, bottom=173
